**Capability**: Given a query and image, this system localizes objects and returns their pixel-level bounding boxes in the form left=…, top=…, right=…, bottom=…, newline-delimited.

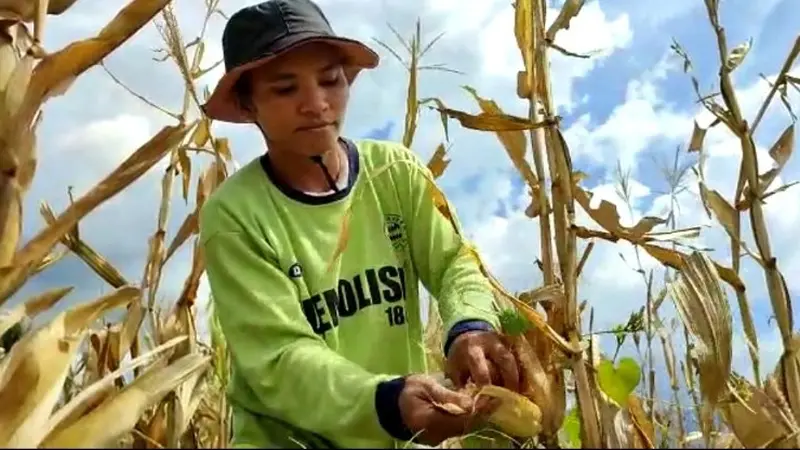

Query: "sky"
left=9, top=0, right=800, bottom=403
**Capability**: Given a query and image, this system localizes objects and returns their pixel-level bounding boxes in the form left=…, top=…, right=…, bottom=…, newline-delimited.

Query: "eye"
left=319, top=71, right=343, bottom=87
left=271, top=84, right=297, bottom=95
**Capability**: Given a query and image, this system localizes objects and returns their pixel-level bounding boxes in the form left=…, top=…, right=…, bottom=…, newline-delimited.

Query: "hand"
left=398, top=374, right=497, bottom=446
left=445, top=329, right=521, bottom=392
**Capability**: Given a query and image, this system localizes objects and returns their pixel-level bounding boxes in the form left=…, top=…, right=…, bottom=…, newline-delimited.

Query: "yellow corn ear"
left=478, top=385, right=542, bottom=438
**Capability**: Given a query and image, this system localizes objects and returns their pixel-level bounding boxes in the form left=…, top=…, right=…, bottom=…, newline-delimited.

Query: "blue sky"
left=7, top=0, right=799, bottom=407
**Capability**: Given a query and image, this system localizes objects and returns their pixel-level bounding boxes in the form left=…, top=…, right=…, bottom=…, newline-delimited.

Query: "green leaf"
left=560, top=407, right=581, bottom=448
left=612, top=324, right=626, bottom=347
left=498, top=308, right=530, bottom=336
left=597, top=357, right=641, bottom=406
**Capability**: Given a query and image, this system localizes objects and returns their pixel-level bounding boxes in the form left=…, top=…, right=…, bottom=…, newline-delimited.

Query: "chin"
left=297, top=131, right=340, bottom=156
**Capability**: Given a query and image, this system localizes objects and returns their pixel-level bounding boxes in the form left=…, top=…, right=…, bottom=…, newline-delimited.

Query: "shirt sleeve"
left=395, top=146, right=501, bottom=346
left=200, top=206, right=414, bottom=445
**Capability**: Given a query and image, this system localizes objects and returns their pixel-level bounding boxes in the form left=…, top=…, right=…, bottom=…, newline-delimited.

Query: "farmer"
left=199, top=0, right=524, bottom=447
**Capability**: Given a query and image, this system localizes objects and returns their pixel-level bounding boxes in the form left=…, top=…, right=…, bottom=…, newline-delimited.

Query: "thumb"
left=426, top=381, right=475, bottom=412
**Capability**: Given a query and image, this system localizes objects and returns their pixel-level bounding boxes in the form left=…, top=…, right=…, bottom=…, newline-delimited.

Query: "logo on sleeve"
left=384, top=214, right=406, bottom=250
left=288, top=263, right=303, bottom=278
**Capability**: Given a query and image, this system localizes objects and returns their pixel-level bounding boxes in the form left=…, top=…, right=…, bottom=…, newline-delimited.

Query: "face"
left=244, top=42, right=350, bottom=158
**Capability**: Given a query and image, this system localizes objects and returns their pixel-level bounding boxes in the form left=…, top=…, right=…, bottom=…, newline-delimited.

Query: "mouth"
left=297, top=122, right=335, bottom=132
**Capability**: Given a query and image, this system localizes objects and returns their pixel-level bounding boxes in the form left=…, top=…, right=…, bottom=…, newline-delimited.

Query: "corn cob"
left=476, top=384, right=542, bottom=438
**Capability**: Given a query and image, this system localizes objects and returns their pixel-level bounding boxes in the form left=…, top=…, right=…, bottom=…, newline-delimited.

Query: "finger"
left=487, top=362, right=502, bottom=385
left=418, top=408, right=472, bottom=445
left=427, top=380, right=475, bottom=411
left=488, top=339, right=520, bottom=392
left=445, top=360, right=470, bottom=389
left=466, top=345, right=492, bottom=387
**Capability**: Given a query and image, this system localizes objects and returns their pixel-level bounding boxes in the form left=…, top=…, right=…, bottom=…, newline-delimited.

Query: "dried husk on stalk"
left=0, top=20, right=35, bottom=268
left=720, top=373, right=800, bottom=448
left=667, top=251, right=733, bottom=437
left=774, top=334, right=800, bottom=429
left=505, top=329, right=565, bottom=442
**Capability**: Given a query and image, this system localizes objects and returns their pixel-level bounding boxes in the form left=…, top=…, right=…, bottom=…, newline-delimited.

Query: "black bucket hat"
left=202, top=0, right=380, bottom=123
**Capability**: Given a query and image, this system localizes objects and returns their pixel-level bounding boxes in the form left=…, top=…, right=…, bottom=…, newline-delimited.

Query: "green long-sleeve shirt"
left=199, top=138, right=500, bottom=448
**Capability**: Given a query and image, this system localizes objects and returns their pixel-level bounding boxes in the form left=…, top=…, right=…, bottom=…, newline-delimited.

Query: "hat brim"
left=201, top=35, right=379, bottom=124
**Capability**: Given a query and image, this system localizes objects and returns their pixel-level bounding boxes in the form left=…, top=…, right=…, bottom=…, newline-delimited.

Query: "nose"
left=297, top=84, right=329, bottom=116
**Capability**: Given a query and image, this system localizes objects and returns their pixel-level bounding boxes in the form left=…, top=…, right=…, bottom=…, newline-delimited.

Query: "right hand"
left=398, top=374, right=498, bottom=446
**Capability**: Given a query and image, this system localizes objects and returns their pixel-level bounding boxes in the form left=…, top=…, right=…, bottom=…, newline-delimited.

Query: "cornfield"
left=0, top=0, right=798, bottom=448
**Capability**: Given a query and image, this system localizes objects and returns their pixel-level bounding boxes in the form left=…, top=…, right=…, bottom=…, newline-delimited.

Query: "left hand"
left=445, top=330, right=521, bottom=393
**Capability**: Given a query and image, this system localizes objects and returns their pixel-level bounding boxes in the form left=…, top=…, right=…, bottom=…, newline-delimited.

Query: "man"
left=199, top=0, right=523, bottom=447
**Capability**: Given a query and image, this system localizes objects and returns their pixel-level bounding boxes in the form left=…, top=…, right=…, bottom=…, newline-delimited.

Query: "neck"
left=266, top=139, right=344, bottom=193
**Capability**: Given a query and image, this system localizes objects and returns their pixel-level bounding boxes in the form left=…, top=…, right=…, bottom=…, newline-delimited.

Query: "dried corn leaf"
left=461, top=86, right=539, bottom=187
left=164, top=210, right=198, bottom=262
left=524, top=183, right=547, bottom=218
left=700, top=183, right=739, bottom=240
left=518, top=284, right=564, bottom=307
left=213, top=136, right=232, bottom=161
left=43, top=336, right=188, bottom=440
left=514, top=0, right=534, bottom=74
left=0, top=332, right=84, bottom=447
left=177, top=145, right=191, bottom=201
left=721, top=374, right=799, bottom=448
left=574, top=185, right=666, bottom=242
left=0, top=175, right=22, bottom=266
left=0, top=286, right=137, bottom=447
left=3, top=50, right=34, bottom=120
left=688, top=120, right=708, bottom=152
left=401, top=30, right=419, bottom=148
left=18, top=0, right=170, bottom=123
left=39, top=352, right=210, bottom=448
left=741, top=124, right=795, bottom=208
left=596, top=395, right=629, bottom=448
left=116, top=301, right=145, bottom=364
left=167, top=361, right=208, bottom=444
left=191, top=117, right=210, bottom=146
left=642, top=243, right=745, bottom=292
left=40, top=201, right=128, bottom=288
left=627, top=395, right=655, bottom=448
left=176, top=238, right=205, bottom=311
left=775, top=334, right=800, bottom=427
left=197, top=159, right=226, bottom=208
left=426, top=143, right=450, bottom=179
left=667, top=252, right=732, bottom=407
left=425, top=96, right=555, bottom=132
left=0, top=122, right=192, bottom=304
left=462, top=86, right=526, bottom=163
left=0, top=286, right=72, bottom=337
left=545, top=0, right=584, bottom=42
left=724, top=38, right=753, bottom=72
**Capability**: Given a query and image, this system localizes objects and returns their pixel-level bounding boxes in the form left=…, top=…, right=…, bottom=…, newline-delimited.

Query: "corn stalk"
left=522, top=0, right=602, bottom=446
left=706, top=0, right=798, bottom=396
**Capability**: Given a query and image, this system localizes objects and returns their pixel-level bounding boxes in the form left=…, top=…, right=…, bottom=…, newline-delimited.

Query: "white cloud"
left=477, top=0, right=633, bottom=113
left=565, top=54, right=692, bottom=169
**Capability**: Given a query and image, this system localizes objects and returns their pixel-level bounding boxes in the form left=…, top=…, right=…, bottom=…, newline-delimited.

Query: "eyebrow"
left=265, top=62, right=342, bottom=83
